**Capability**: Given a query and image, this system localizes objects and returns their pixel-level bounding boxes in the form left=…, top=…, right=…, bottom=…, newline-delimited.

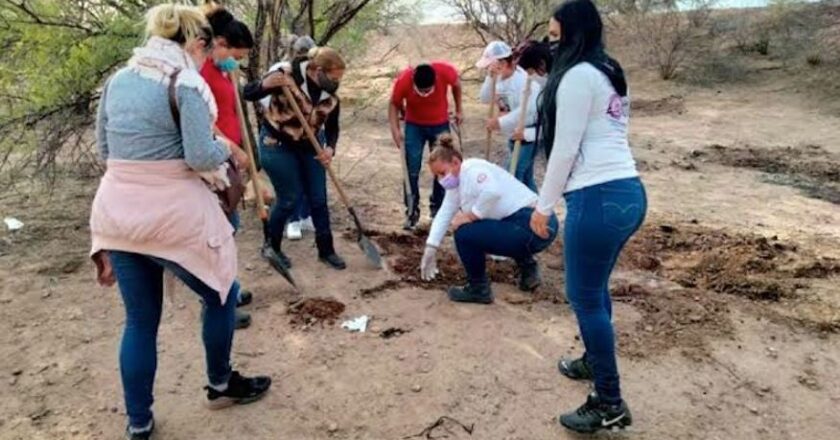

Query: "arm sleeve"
left=499, top=80, right=541, bottom=135
left=178, top=86, right=230, bottom=172
left=470, top=171, right=503, bottom=219
left=96, top=82, right=109, bottom=160
left=390, top=72, right=407, bottom=107
left=325, top=100, right=340, bottom=149
left=242, top=79, right=269, bottom=102
left=478, top=74, right=494, bottom=104
left=536, top=68, right=593, bottom=215
left=426, top=191, right=460, bottom=247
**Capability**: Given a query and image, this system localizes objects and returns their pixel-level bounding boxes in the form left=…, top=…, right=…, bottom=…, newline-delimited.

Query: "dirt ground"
left=2, top=25, right=840, bottom=440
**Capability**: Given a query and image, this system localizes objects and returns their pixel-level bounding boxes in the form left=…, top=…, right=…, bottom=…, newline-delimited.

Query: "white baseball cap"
left=475, top=41, right=513, bottom=69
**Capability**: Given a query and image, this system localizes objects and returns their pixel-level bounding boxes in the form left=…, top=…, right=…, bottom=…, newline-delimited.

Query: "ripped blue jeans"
left=563, top=177, right=647, bottom=405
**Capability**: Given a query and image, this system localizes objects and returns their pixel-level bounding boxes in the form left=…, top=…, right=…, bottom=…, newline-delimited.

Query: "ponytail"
left=429, top=133, right=462, bottom=164
left=202, top=1, right=254, bottom=49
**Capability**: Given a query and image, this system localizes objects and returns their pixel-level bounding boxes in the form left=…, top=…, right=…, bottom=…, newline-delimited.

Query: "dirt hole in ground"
left=288, top=298, right=346, bottom=328
left=632, top=95, right=686, bottom=116
left=686, top=144, right=840, bottom=204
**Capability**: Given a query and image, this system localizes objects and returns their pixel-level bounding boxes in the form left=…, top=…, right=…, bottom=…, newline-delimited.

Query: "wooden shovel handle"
left=231, top=70, right=268, bottom=221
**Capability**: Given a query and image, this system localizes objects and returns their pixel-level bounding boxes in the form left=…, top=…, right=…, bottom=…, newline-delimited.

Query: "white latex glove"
left=420, top=245, right=439, bottom=281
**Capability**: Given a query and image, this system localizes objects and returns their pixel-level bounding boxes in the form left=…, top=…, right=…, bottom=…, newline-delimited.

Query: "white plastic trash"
left=4, top=217, right=24, bottom=231
left=340, top=315, right=369, bottom=333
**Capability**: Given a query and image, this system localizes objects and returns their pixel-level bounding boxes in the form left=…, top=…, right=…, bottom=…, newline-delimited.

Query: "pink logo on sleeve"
left=607, top=94, right=624, bottom=119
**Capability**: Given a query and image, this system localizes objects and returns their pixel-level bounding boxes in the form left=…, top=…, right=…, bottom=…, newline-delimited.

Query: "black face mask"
left=317, top=70, right=340, bottom=94
left=549, top=39, right=561, bottom=54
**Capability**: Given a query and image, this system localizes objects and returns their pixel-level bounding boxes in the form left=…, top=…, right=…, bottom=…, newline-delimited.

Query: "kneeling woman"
left=420, top=135, right=558, bottom=304
left=243, top=47, right=346, bottom=270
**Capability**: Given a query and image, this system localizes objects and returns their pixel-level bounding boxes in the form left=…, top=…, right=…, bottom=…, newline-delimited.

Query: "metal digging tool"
left=280, top=86, right=383, bottom=269
left=509, top=75, right=533, bottom=176
left=484, top=72, right=498, bottom=160
left=396, top=139, right=416, bottom=223
left=232, top=70, right=297, bottom=288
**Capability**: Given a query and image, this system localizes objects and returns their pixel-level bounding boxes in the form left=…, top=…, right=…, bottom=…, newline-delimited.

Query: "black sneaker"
left=235, top=309, right=252, bottom=330
left=447, top=283, right=494, bottom=304
left=125, top=419, right=154, bottom=440
left=320, top=253, right=347, bottom=270
left=237, top=290, right=253, bottom=307
left=559, top=393, right=632, bottom=434
left=558, top=356, right=593, bottom=381
left=518, top=262, right=542, bottom=292
left=206, top=371, right=272, bottom=410
left=261, top=242, right=292, bottom=269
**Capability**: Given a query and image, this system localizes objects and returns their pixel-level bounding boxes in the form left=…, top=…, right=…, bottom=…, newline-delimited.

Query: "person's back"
left=556, top=62, right=636, bottom=194
left=101, top=67, right=224, bottom=171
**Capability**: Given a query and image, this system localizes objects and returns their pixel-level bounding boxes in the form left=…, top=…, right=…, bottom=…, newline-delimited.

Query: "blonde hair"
left=307, top=47, right=346, bottom=72
left=429, top=133, right=462, bottom=164
left=145, top=3, right=211, bottom=44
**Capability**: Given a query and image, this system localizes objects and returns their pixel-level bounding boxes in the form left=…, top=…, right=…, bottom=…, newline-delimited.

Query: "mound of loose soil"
left=288, top=298, right=346, bottom=327
left=368, top=230, right=518, bottom=290
left=686, top=144, right=840, bottom=204
left=613, top=284, right=733, bottom=361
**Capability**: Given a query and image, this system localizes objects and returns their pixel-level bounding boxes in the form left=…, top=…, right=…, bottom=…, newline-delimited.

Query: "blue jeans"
left=454, top=207, right=558, bottom=285
left=227, top=211, right=242, bottom=303
left=405, top=122, right=450, bottom=217
left=291, top=195, right=311, bottom=223
left=259, top=128, right=331, bottom=248
left=504, top=139, right=537, bottom=191
left=563, top=177, right=647, bottom=405
left=109, top=251, right=236, bottom=429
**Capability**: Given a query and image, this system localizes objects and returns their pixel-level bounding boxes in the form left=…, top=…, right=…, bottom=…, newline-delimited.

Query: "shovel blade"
left=267, top=255, right=297, bottom=288
left=358, top=235, right=383, bottom=269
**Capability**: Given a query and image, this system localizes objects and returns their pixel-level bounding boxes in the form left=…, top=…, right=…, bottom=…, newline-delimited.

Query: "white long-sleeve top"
left=536, top=63, right=639, bottom=215
left=427, top=158, right=538, bottom=247
left=479, top=67, right=541, bottom=142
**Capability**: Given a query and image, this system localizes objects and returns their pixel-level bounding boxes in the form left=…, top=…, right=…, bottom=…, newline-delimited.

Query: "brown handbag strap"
left=168, top=69, right=182, bottom=130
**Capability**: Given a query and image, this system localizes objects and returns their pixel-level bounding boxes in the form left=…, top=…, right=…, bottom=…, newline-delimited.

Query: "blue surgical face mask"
left=216, top=56, right=238, bottom=73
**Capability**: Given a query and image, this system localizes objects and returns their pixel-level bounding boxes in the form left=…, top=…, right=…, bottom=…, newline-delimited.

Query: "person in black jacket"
left=243, top=47, right=346, bottom=270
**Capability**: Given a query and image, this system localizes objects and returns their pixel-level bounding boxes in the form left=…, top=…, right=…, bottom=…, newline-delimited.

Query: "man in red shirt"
left=389, top=61, right=463, bottom=230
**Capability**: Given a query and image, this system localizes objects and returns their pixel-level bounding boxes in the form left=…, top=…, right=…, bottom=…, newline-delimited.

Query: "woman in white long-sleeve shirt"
left=477, top=41, right=542, bottom=190
left=419, top=135, right=558, bottom=304
left=529, top=0, right=646, bottom=434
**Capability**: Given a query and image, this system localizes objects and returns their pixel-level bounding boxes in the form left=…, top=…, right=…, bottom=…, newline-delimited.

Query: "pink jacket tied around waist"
left=90, top=159, right=237, bottom=303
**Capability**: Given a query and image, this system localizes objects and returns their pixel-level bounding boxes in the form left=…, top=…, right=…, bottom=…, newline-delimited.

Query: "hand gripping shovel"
left=232, top=70, right=297, bottom=287
left=280, top=86, right=383, bottom=269
left=509, top=75, right=533, bottom=176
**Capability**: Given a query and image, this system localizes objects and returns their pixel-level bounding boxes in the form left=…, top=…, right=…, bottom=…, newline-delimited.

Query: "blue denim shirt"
left=96, top=68, right=228, bottom=172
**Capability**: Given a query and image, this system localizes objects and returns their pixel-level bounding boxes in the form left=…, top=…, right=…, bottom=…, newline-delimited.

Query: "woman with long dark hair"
left=529, top=0, right=646, bottom=433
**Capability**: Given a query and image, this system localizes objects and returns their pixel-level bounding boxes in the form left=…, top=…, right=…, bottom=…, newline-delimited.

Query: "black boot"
left=517, top=260, right=542, bottom=292
left=447, top=282, right=493, bottom=304
left=316, top=233, right=346, bottom=270
left=559, top=393, right=632, bottom=433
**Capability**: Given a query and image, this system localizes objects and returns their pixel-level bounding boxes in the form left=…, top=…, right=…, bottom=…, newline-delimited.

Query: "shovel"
left=395, top=138, right=416, bottom=225
left=232, top=70, right=297, bottom=288
left=280, top=86, right=383, bottom=269
left=484, top=72, right=498, bottom=160
left=509, top=75, right=534, bottom=176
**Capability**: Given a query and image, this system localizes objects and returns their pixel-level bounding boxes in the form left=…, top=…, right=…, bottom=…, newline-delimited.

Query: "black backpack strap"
left=168, top=69, right=182, bottom=130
